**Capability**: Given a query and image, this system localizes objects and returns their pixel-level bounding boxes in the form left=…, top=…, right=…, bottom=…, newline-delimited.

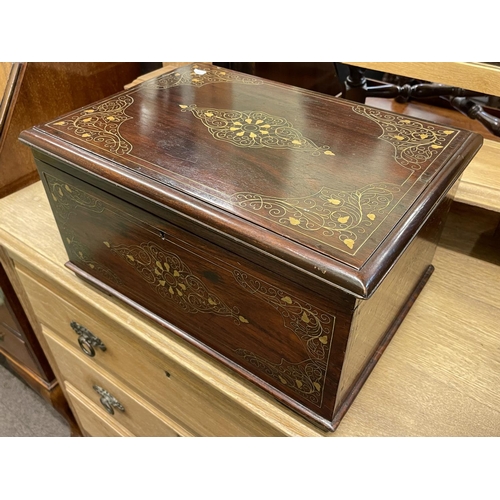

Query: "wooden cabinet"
left=0, top=248, right=80, bottom=435
left=16, top=263, right=284, bottom=436
left=1, top=182, right=500, bottom=436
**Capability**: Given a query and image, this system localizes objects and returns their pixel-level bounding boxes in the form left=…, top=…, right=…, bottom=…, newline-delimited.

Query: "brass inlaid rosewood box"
left=20, top=63, right=482, bottom=431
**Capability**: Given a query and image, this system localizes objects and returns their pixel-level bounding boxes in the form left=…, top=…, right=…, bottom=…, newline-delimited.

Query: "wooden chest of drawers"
left=20, top=63, right=482, bottom=431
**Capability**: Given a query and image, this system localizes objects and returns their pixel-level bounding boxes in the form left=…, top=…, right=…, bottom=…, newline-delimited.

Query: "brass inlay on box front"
left=353, top=105, right=458, bottom=169
left=63, top=229, right=122, bottom=285
left=234, top=350, right=326, bottom=406
left=45, top=173, right=105, bottom=220
left=49, top=95, right=134, bottom=155
left=179, top=104, right=335, bottom=156
left=233, top=271, right=334, bottom=368
left=233, top=271, right=335, bottom=407
left=104, top=240, right=249, bottom=325
left=231, top=182, right=401, bottom=251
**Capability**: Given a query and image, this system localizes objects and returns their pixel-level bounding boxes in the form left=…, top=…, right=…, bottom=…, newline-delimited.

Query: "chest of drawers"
left=19, top=63, right=482, bottom=431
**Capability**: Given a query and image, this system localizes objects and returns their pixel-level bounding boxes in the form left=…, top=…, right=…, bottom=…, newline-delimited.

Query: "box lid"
left=20, top=63, right=483, bottom=298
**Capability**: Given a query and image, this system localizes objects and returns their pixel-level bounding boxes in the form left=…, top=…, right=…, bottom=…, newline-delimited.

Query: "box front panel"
left=37, top=160, right=354, bottom=426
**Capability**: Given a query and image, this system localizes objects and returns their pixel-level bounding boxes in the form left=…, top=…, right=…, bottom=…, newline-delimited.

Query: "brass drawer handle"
left=92, top=385, right=125, bottom=415
left=70, top=321, right=106, bottom=357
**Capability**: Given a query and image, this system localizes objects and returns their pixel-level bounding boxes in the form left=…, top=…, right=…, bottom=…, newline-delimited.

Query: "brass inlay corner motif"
left=235, top=350, right=326, bottom=406
left=63, top=230, right=122, bottom=285
left=104, top=240, right=249, bottom=324
left=45, top=173, right=105, bottom=220
left=231, top=182, right=401, bottom=251
left=353, top=105, right=457, bottom=170
left=49, top=95, right=134, bottom=155
left=179, top=104, right=335, bottom=156
left=148, top=64, right=263, bottom=89
left=234, top=271, right=333, bottom=368
left=233, top=271, right=335, bottom=407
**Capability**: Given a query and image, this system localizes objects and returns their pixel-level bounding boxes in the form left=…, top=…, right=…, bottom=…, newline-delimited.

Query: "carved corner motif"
left=148, top=64, right=264, bottom=89
left=231, top=182, right=401, bottom=251
left=179, top=104, right=335, bottom=156
left=45, top=173, right=105, bottom=221
left=49, top=95, right=134, bottom=155
left=353, top=105, right=458, bottom=169
left=103, top=240, right=249, bottom=324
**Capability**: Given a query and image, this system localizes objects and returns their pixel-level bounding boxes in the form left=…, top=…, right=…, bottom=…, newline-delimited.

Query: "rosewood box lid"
left=20, top=63, right=483, bottom=298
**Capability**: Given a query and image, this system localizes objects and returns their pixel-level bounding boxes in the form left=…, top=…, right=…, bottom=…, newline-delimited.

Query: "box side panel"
left=334, top=192, right=454, bottom=412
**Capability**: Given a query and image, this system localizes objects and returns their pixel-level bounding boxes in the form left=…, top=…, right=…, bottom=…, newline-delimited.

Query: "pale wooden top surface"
left=0, top=182, right=499, bottom=436
left=0, top=62, right=13, bottom=101
left=346, top=62, right=500, bottom=97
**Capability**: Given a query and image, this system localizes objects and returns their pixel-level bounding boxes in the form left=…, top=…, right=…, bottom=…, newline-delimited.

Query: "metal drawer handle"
left=70, top=321, right=106, bottom=357
left=92, top=385, right=125, bottom=416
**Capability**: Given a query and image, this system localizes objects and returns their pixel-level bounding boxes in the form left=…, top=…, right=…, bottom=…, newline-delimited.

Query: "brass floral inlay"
left=233, top=271, right=334, bottom=406
left=148, top=64, right=263, bottom=89
left=235, top=350, right=325, bottom=406
left=45, top=173, right=104, bottom=220
left=63, top=230, right=122, bottom=285
left=234, top=271, right=333, bottom=368
left=104, top=240, right=249, bottom=324
left=231, top=182, right=401, bottom=251
left=179, top=104, right=335, bottom=156
left=49, top=95, right=134, bottom=155
left=353, top=105, right=457, bottom=170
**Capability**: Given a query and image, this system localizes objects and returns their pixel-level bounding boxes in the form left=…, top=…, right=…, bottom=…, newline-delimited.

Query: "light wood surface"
left=0, top=182, right=499, bottom=436
left=65, top=383, right=134, bottom=437
left=455, top=138, right=500, bottom=211
left=0, top=62, right=13, bottom=100
left=345, top=62, right=500, bottom=97
left=17, top=265, right=284, bottom=437
left=44, top=327, right=179, bottom=437
left=124, top=63, right=196, bottom=89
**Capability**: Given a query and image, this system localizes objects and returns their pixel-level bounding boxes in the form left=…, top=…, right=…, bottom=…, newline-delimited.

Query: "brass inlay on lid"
left=179, top=104, right=335, bottom=156
left=49, top=95, right=134, bottom=155
left=353, top=105, right=457, bottom=170
left=231, top=182, right=401, bottom=252
left=148, top=64, right=264, bottom=89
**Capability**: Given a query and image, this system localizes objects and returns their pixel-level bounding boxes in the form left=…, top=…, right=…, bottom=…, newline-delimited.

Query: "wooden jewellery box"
left=20, top=63, right=483, bottom=431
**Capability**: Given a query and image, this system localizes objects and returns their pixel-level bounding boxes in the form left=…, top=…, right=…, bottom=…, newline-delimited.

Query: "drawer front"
left=65, top=383, right=134, bottom=437
left=38, top=162, right=353, bottom=423
left=0, top=323, right=40, bottom=374
left=18, top=267, right=285, bottom=436
left=43, top=328, right=179, bottom=437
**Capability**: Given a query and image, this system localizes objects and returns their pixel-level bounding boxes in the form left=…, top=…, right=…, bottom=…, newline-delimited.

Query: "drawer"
left=43, top=327, right=179, bottom=437
left=65, top=382, right=134, bottom=437
left=0, top=323, right=40, bottom=374
left=18, top=266, right=285, bottom=436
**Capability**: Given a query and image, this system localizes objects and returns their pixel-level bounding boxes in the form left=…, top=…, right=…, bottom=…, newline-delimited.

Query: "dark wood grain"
left=20, top=63, right=484, bottom=431
left=20, top=63, right=482, bottom=297
left=0, top=62, right=143, bottom=198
